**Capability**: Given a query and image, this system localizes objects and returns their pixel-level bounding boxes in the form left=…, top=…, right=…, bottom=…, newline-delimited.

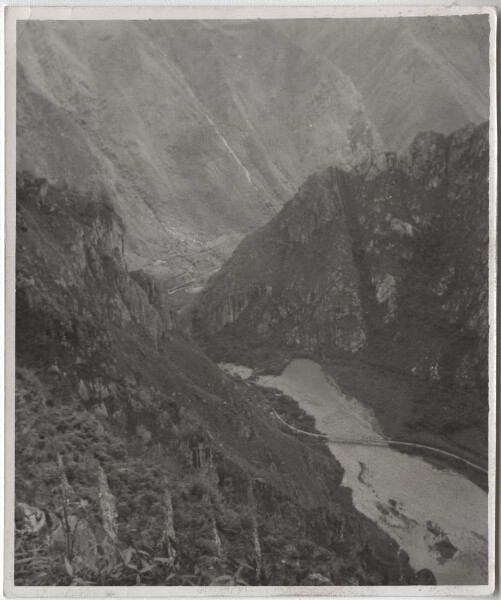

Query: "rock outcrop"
left=194, top=170, right=367, bottom=354
left=195, top=122, right=489, bottom=396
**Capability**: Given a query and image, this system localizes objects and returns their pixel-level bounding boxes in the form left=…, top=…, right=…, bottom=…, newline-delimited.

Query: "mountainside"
left=15, top=172, right=432, bottom=586
left=14, top=16, right=491, bottom=588
left=280, top=16, right=490, bottom=151
left=17, top=20, right=381, bottom=289
left=19, top=17, right=488, bottom=294
left=194, top=122, right=489, bottom=465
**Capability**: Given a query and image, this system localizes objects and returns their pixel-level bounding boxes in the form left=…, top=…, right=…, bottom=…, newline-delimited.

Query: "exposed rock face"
left=374, top=273, right=397, bottom=324
left=16, top=503, right=52, bottom=538
left=97, top=465, right=118, bottom=545
left=16, top=172, right=417, bottom=585
left=16, top=501, right=99, bottom=566
left=161, top=476, right=177, bottom=560
left=195, top=122, right=489, bottom=395
left=195, top=169, right=367, bottom=354
left=16, top=174, right=175, bottom=352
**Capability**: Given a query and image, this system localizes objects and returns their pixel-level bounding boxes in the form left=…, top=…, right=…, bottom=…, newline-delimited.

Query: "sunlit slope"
left=280, top=15, right=489, bottom=151
left=17, top=20, right=381, bottom=278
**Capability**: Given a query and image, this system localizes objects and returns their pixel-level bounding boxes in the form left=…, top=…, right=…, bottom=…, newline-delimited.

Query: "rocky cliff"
left=16, top=172, right=428, bottom=586
left=194, top=170, right=368, bottom=354
left=194, top=122, right=489, bottom=434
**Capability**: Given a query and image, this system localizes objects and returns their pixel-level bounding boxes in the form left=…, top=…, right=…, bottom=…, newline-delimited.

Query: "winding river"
left=221, top=359, right=488, bottom=584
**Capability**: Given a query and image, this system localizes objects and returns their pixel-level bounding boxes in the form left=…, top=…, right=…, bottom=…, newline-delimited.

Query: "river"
left=221, top=358, right=488, bottom=584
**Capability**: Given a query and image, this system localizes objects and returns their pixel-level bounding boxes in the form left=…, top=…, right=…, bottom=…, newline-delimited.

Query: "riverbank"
left=254, top=359, right=488, bottom=585
left=323, top=359, right=488, bottom=491
left=202, top=338, right=488, bottom=489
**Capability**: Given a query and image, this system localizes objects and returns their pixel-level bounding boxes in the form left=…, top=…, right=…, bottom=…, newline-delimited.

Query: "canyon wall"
left=17, top=20, right=381, bottom=286
left=18, top=18, right=489, bottom=292
left=195, top=122, right=489, bottom=394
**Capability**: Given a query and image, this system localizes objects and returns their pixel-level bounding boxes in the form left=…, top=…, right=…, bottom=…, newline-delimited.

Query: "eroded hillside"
left=15, top=173, right=432, bottom=586
left=280, top=16, right=490, bottom=151
left=17, top=20, right=381, bottom=289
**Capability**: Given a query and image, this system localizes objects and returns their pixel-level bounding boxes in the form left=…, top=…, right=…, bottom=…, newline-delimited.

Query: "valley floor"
left=251, top=358, right=488, bottom=584
left=201, top=338, right=488, bottom=490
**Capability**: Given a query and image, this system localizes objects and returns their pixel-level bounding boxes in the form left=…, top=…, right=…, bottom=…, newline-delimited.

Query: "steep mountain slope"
left=17, top=20, right=381, bottom=287
left=16, top=172, right=430, bottom=586
left=194, top=122, right=489, bottom=464
left=194, top=169, right=368, bottom=354
left=280, top=15, right=490, bottom=151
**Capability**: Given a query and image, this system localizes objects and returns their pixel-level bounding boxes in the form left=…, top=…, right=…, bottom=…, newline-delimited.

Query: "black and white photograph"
left=5, top=5, right=497, bottom=595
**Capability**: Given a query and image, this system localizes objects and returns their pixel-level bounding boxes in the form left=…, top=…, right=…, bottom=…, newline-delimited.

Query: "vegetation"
left=14, top=173, right=420, bottom=586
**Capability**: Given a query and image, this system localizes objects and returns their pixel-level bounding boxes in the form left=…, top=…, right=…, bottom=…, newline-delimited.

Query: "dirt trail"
left=270, top=407, right=488, bottom=474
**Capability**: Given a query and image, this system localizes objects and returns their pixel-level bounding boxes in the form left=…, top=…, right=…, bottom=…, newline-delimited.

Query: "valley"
left=191, top=121, right=490, bottom=583
left=195, top=123, right=489, bottom=412
left=14, top=14, right=491, bottom=590
left=231, top=359, right=488, bottom=584
left=17, top=17, right=489, bottom=290
left=15, top=173, right=432, bottom=586
left=17, top=19, right=381, bottom=284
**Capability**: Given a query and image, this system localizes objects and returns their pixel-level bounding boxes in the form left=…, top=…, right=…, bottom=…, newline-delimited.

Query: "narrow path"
left=270, top=408, right=488, bottom=474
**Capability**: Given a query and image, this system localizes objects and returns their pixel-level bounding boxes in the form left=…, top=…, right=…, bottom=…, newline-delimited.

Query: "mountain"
left=193, top=122, right=489, bottom=466
left=15, top=15, right=490, bottom=588
left=16, top=171, right=432, bottom=586
left=18, top=18, right=489, bottom=293
left=17, top=20, right=381, bottom=290
left=279, top=15, right=490, bottom=151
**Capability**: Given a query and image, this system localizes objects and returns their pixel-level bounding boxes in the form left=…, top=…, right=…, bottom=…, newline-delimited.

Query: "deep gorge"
left=13, top=14, right=491, bottom=590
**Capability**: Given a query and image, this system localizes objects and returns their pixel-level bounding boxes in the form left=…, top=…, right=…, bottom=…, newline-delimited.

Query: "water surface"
left=252, top=359, right=487, bottom=584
